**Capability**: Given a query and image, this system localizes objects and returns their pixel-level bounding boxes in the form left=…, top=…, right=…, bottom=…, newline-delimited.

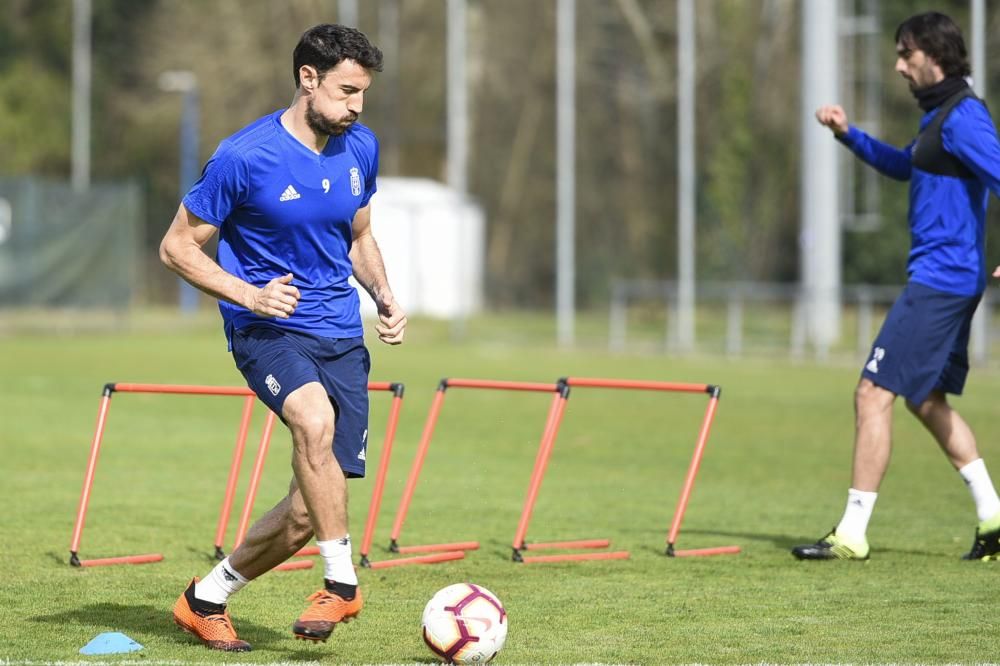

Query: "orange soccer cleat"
left=291, top=586, right=364, bottom=642
left=172, top=578, right=251, bottom=652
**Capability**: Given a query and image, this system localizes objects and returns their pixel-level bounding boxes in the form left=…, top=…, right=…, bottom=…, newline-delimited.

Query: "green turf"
left=2, top=311, right=1000, bottom=664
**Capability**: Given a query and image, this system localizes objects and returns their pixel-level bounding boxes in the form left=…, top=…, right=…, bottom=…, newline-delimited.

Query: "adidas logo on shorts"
left=865, top=346, right=885, bottom=374
left=357, top=429, right=368, bottom=461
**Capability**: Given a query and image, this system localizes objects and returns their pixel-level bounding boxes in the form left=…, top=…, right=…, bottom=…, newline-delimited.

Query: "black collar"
left=913, top=77, right=969, bottom=112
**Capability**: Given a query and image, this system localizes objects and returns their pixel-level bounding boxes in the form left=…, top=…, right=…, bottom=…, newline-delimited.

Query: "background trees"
left=3, top=0, right=999, bottom=305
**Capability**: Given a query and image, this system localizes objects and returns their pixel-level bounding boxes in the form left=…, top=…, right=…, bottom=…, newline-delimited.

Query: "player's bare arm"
left=349, top=204, right=407, bottom=345
left=815, top=104, right=849, bottom=136
left=159, top=203, right=301, bottom=319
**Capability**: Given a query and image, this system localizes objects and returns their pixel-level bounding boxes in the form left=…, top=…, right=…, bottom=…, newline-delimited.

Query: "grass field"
left=3, top=310, right=1000, bottom=664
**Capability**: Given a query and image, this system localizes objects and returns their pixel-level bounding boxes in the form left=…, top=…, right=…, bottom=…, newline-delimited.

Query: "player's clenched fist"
left=815, top=104, right=849, bottom=136
left=250, top=273, right=301, bottom=319
left=374, top=292, right=407, bottom=345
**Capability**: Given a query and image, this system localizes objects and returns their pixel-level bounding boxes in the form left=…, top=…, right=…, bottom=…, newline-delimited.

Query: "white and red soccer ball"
left=422, top=583, right=508, bottom=664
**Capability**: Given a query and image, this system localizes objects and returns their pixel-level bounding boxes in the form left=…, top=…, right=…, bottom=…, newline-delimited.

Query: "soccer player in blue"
left=160, top=24, right=406, bottom=650
left=793, top=12, right=1000, bottom=562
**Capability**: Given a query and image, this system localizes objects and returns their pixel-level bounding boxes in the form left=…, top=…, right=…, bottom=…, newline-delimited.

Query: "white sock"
left=318, top=535, right=358, bottom=585
left=959, top=459, right=1000, bottom=523
left=835, top=488, right=878, bottom=541
left=195, top=557, right=249, bottom=606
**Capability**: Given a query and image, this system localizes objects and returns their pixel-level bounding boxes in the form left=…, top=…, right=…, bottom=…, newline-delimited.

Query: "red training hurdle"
left=388, top=378, right=629, bottom=563
left=558, top=377, right=739, bottom=558
left=69, top=381, right=412, bottom=569
left=226, top=382, right=467, bottom=569
left=387, top=376, right=738, bottom=564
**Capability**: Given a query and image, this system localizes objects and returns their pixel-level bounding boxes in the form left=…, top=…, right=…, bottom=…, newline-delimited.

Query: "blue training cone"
left=79, top=631, right=143, bottom=655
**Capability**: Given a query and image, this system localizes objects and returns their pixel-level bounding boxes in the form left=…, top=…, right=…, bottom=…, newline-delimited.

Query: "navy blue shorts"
left=231, top=324, right=371, bottom=478
left=861, top=281, right=981, bottom=405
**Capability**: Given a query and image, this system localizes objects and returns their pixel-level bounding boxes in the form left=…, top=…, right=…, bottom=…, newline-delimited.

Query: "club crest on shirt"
left=350, top=167, right=361, bottom=197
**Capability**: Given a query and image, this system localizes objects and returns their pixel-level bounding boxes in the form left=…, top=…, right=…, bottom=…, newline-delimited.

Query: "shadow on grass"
left=677, top=526, right=807, bottom=549
left=678, top=527, right=948, bottom=558
left=32, top=603, right=447, bottom=661
left=33, top=602, right=318, bottom=655
left=184, top=544, right=226, bottom=563
left=45, top=551, right=68, bottom=566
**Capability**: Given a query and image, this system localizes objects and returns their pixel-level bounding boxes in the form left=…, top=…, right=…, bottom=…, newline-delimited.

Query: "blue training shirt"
left=838, top=98, right=1000, bottom=296
left=183, top=109, right=379, bottom=342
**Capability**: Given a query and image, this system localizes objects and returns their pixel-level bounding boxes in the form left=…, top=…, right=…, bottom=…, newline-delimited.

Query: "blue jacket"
left=840, top=98, right=1000, bottom=296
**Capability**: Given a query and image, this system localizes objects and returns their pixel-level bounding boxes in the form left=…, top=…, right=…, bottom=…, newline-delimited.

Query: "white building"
left=353, top=177, right=485, bottom=319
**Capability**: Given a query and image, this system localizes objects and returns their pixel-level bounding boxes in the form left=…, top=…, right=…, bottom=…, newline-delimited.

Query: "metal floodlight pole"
left=676, top=0, right=696, bottom=352
left=71, top=0, right=92, bottom=193
left=800, top=1, right=841, bottom=359
left=339, top=0, right=360, bottom=27
left=969, top=0, right=988, bottom=365
left=447, top=0, right=470, bottom=338
left=447, top=0, right=468, bottom=196
left=556, top=0, right=576, bottom=348
left=378, top=0, right=402, bottom=174
left=971, top=0, right=986, bottom=97
left=159, top=71, right=201, bottom=314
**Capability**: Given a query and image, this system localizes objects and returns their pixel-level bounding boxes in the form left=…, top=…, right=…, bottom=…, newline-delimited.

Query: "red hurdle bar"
left=225, top=384, right=441, bottom=569
left=388, top=379, right=558, bottom=555
left=507, top=380, right=631, bottom=563
left=670, top=546, right=742, bottom=558
left=214, top=395, right=256, bottom=559
left=110, top=383, right=257, bottom=396
left=276, top=559, right=315, bottom=571
left=510, top=383, right=572, bottom=559
left=396, top=541, right=480, bottom=554
left=358, top=383, right=405, bottom=567
left=73, top=554, right=165, bottom=567
left=387, top=383, right=450, bottom=551
left=369, top=551, right=465, bottom=569
left=563, top=377, right=739, bottom=558
left=522, top=539, right=610, bottom=550
left=232, top=409, right=279, bottom=547
left=70, top=383, right=264, bottom=567
left=521, top=551, right=631, bottom=564
left=388, top=378, right=622, bottom=564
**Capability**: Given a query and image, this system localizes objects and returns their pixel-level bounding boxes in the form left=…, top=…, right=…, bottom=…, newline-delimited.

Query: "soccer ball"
left=422, top=583, right=508, bottom=664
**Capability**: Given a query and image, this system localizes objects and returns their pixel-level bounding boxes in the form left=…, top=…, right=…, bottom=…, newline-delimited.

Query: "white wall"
left=353, top=177, right=484, bottom=319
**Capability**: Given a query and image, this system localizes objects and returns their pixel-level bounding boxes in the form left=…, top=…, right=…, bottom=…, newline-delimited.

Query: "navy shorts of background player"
left=182, top=109, right=380, bottom=477
left=861, top=281, right=980, bottom=406
left=839, top=84, right=1000, bottom=403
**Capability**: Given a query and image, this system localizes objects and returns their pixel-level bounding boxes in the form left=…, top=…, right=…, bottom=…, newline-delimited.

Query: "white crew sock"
left=835, top=488, right=878, bottom=541
left=959, top=458, right=1000, bottom=523
left=194, top=557, right=249, bottom=606
left=318, top=535, right=358, bottom=585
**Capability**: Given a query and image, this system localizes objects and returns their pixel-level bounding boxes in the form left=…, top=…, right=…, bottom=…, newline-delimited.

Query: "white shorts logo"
left=357, top=428, right=368, bottom=461
left=265, top=374, right=281, bottom=396
left=865, top=347, right=885, bottom=374
left=350, top=167, right=362, bottom=197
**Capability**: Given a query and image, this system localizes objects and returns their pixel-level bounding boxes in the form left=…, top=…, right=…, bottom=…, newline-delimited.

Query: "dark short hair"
left=894, top=12, right=971, bottom=78
left=293, top=24, right=383, bottom=87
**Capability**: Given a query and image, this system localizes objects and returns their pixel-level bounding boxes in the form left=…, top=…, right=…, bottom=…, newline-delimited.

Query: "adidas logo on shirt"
left=279, top=185, right=301, bottom=202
